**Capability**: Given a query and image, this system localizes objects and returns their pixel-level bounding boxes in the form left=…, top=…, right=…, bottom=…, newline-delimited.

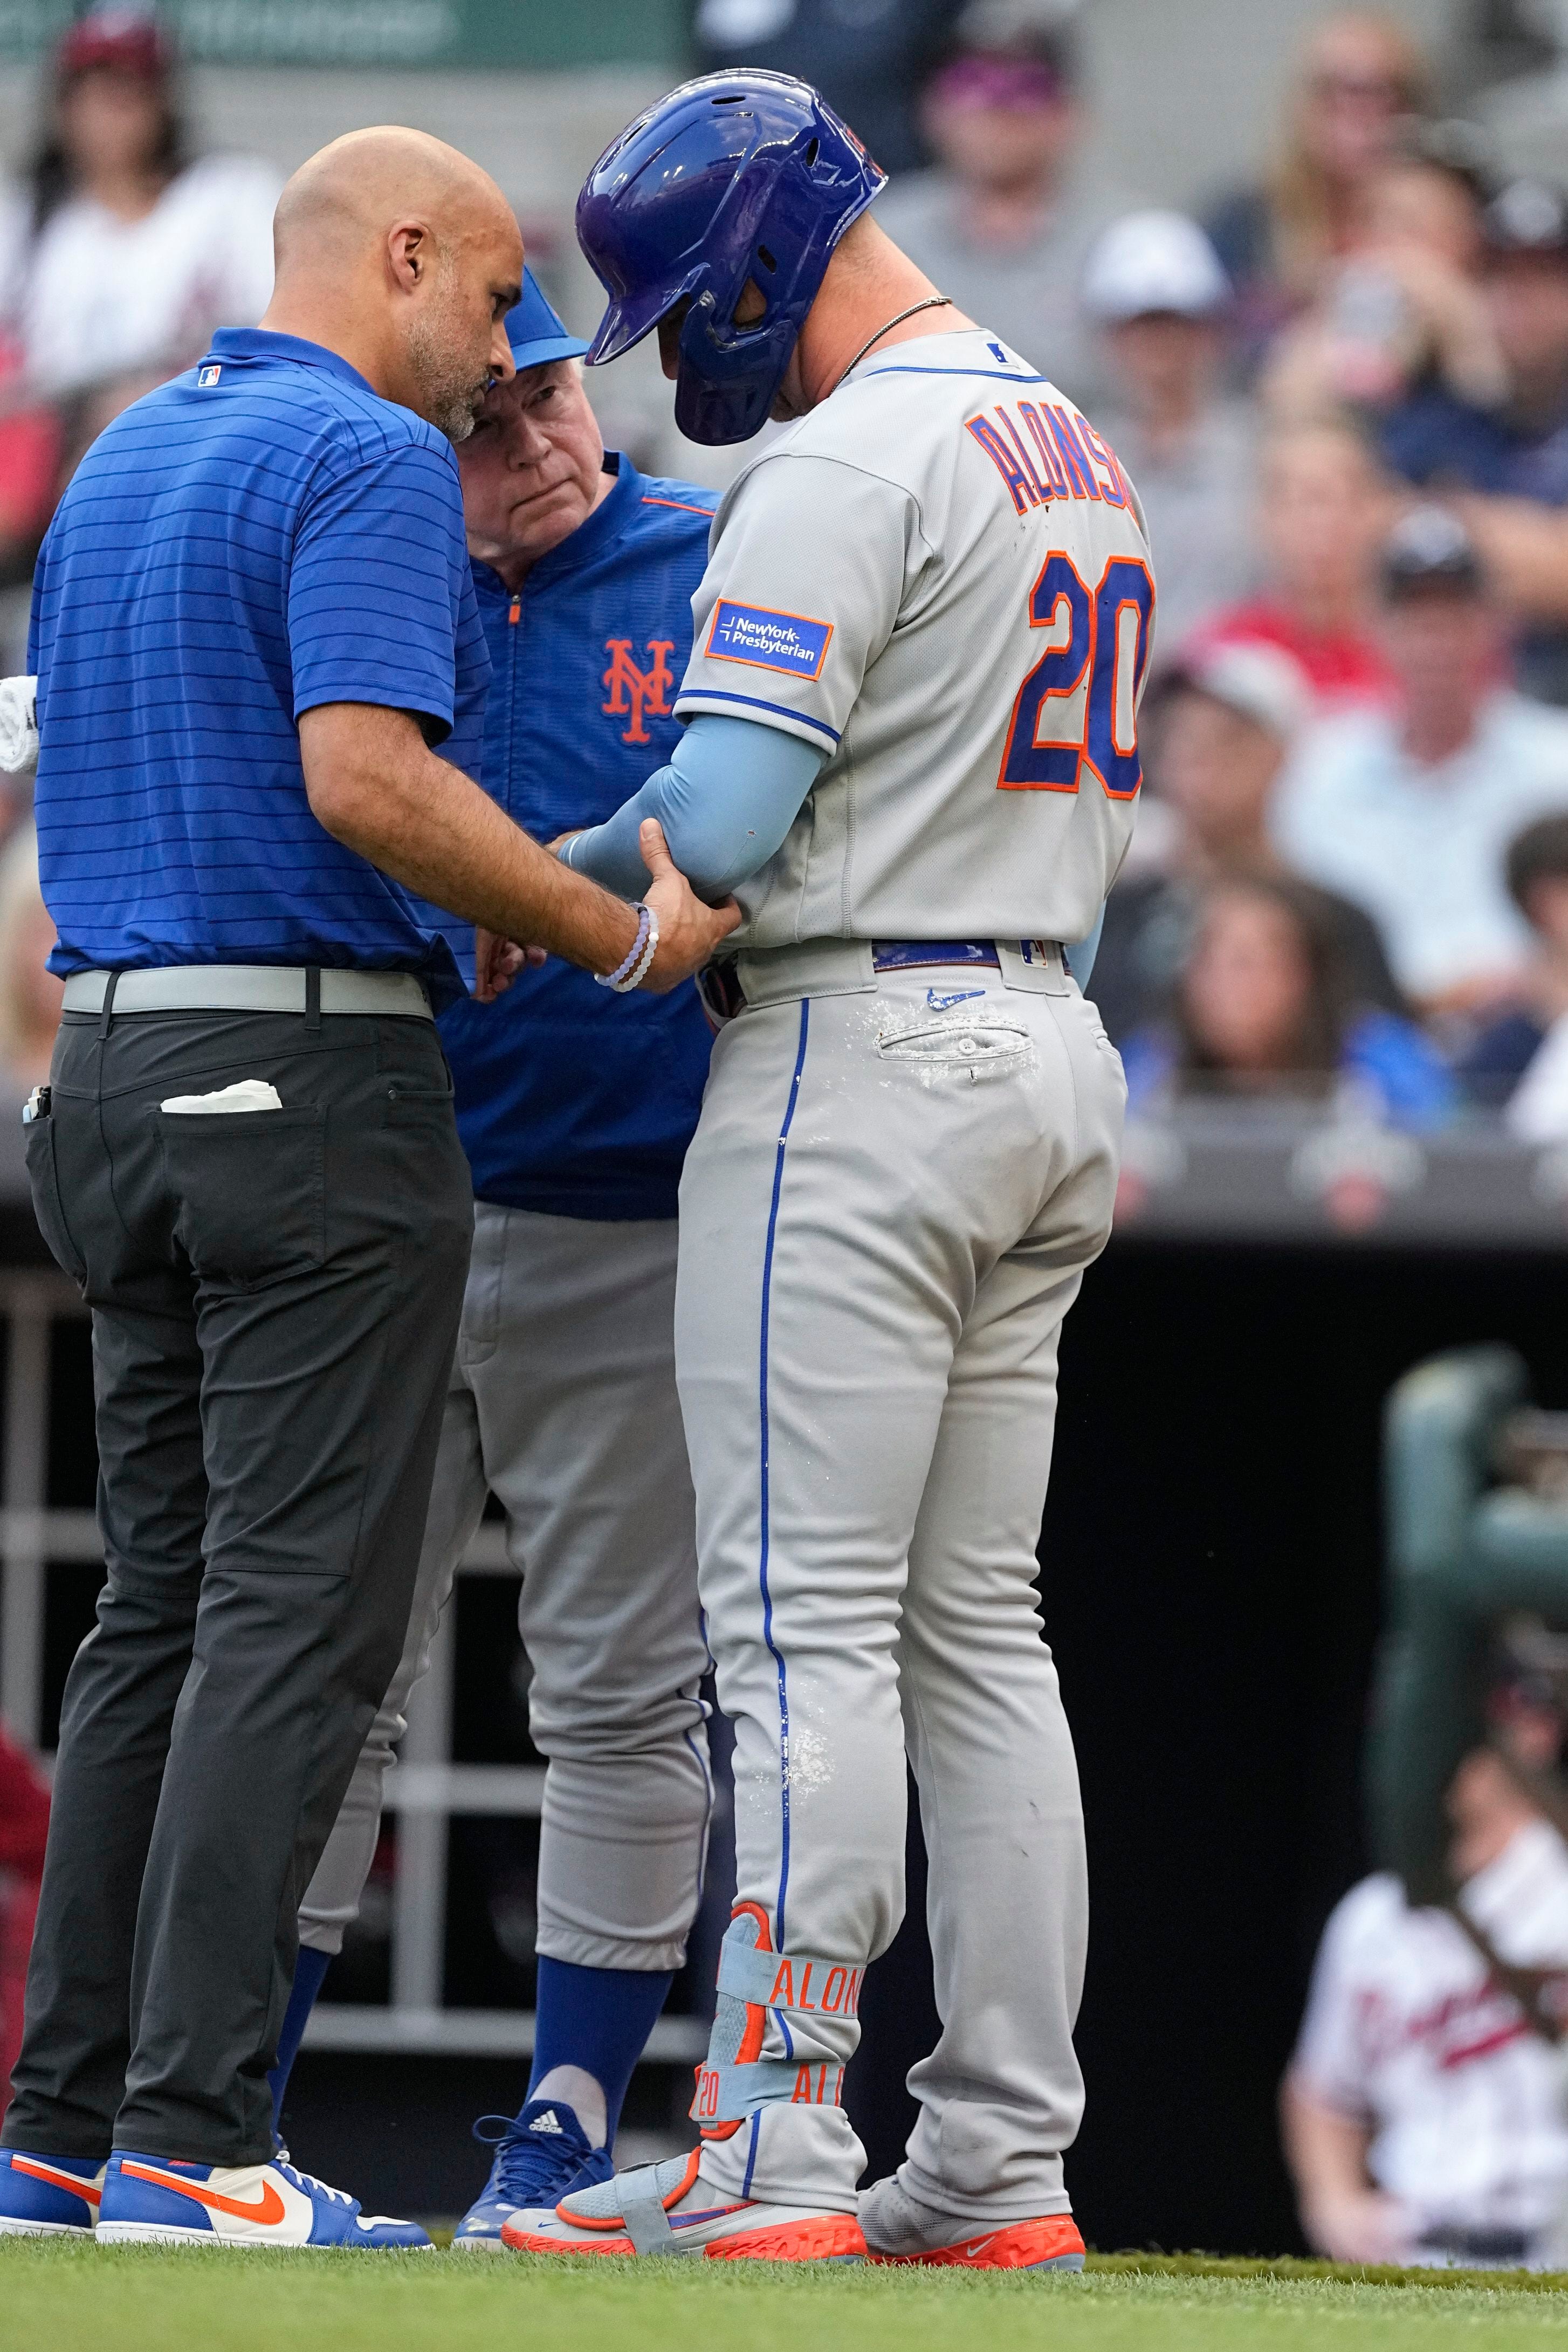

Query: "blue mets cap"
left=505, top=268, right=590, bottom=372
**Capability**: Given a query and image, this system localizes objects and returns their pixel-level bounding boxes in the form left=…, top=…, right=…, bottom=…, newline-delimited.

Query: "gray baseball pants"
left=298, top=1203, right=712, bottom=1973
left=676, top=945, right=1123, bottom=2219
left=4, top=1003, right=471, bottom=2165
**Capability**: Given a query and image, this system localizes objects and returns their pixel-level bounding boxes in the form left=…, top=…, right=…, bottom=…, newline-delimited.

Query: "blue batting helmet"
left=575, top=71, right=886, bottom=446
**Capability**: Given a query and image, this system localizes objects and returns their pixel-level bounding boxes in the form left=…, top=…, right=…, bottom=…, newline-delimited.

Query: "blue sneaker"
left=0, top=2149, right=104, bottom=2237
left=454, top=2100, right=614, bottom=2252
left=95, top=2152, right=431, bottom=2248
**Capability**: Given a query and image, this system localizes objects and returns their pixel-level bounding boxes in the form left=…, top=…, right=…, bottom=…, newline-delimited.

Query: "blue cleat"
left=0, top=2149, right=104, bottom=2237
left=95, top=2152, right=431, bottom=2248
left=455, top=2100, right=614, bottom=2252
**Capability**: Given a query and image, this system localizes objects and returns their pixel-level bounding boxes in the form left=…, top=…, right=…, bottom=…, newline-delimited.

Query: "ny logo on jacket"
left=602, top=637, right=676, bottom=745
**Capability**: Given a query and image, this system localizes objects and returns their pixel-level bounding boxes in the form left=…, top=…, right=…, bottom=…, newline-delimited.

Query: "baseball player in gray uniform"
left=503, top=72, right=1152, bottom=2267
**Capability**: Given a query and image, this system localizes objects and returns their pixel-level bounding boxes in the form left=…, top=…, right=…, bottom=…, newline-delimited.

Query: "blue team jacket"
left=435, top=454, right=717, bottom=1220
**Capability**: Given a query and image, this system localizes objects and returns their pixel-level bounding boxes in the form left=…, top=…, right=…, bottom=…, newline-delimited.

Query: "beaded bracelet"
left=595, top=904, right=661, bottom=993
left=618, top=905, right=660, bottom=993
left=595, top=904, right=650, bottom=991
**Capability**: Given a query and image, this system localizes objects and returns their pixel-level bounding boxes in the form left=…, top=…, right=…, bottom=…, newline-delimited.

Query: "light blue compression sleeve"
left=1068, top=904, right=1105, bottom=993
left=559, top=713, right=826, bottom=901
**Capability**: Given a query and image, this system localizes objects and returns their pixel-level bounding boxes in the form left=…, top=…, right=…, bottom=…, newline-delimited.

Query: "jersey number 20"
left=999, top=553, right=1154, bottom=799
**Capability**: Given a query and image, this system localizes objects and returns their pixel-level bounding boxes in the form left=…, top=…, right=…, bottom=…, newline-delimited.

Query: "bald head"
left=262, top=127, right=523, bottom=442
left=275, top=127, right=513, bottom=277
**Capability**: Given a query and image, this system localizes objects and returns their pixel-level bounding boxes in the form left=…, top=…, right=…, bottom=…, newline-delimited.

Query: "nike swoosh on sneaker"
left=961, top=2235, right=999, bottom=2259
left=12, top=2158, right=102, bottom=2206
left=121, top=2162, right=286, bottom=2224
left=668, top=2204, right=752, bottom=2229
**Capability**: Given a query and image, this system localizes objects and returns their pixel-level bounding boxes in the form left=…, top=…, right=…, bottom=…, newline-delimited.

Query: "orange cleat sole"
left=704, top=2212, right=866, bottom=2261
left=501, top=2210, right=866, bottom=2261
left=868, top=2215, right=1085, bottom=2271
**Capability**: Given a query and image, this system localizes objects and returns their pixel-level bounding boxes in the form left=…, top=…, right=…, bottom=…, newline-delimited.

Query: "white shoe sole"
left=95, top=2221, right=432, bottom=2252
left=97, top=2222, right=290, bottom=2248
left=0, top=2215, right=95, bottom=2238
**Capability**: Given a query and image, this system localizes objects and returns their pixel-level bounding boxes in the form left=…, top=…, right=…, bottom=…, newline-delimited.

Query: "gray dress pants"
left=3, top=1001, right=471, bottom=2166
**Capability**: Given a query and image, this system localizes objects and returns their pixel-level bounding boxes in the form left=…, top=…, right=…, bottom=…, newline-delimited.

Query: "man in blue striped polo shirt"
left=0, top=128, right=734, bottom=2252
left=267, top=275, right=724, bottom=2245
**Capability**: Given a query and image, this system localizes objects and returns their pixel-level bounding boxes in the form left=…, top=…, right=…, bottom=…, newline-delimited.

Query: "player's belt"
left=727, top=936, right=1069, bottom=1012
left=871, top=940, right=1001, bottom=972
left=62, top=966, right=434, bottom=1020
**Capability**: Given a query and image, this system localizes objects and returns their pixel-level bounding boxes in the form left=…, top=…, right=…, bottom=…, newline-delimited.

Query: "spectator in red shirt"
left=0, top=1727, right=50, bottom=2126
left=1193, top=417, right=1398, bottom=707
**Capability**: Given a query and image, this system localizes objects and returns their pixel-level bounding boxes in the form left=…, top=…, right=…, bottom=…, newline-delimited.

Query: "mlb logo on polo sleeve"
left=197, top=365, right=222, bottom=388
left=706, top=600, right=833, bottom=680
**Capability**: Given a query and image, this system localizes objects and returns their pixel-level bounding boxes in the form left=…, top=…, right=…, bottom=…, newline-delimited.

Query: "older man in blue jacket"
left=269, top=277, right=719, bottom=2241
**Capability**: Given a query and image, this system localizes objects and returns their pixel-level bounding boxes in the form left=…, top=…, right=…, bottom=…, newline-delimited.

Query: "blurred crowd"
left=1, top=3, right=1568, bottom=1148
left=702, top=0, right=1568, bottom=1144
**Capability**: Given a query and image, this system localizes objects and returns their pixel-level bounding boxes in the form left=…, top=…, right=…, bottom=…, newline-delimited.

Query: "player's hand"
left=637, top=817, right=740, bottom=992
left=473, top=927, right=545, bottom=1003
left=1302, top=2190, right=1414, bottom=2266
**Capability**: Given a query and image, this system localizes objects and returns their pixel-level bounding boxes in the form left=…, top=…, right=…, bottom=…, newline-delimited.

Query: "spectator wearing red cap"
left=0, top=5, right=279, bottom=397
left=872, top=2, right=1138, bottom=405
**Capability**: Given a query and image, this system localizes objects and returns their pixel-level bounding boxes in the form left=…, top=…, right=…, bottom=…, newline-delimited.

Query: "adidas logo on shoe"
left=528, top=2111, right=564, bottom=2135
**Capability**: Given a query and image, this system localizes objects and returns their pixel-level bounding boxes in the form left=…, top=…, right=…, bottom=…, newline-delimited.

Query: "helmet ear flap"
left=674, top=300, right=800, bottom=444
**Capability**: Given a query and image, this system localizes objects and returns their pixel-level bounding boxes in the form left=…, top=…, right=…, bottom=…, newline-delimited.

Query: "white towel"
left=160, top=1080, right=283, bottom=1115
left=0, top=675, right=38, bottom=776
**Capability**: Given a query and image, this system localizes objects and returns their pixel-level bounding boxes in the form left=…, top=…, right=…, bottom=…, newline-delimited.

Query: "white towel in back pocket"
left=160, top=1080, right=283, bottom=1115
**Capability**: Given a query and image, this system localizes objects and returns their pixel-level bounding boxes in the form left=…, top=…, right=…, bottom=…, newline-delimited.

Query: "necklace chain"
left=833, top=295, right=954, bottom=393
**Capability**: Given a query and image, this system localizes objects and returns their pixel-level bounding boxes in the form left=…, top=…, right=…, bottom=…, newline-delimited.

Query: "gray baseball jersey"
left=675, top=326, right=1156, bottom=951
left=664, top=325, right=1152, bottom=2232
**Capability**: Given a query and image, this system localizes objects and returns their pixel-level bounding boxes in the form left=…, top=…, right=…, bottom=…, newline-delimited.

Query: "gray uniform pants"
left=3, top=1005, right=471, bottom=2165
left=299, top=1204, right=712, bottom=1973
left=677, top=954, right=1122, bottom=2218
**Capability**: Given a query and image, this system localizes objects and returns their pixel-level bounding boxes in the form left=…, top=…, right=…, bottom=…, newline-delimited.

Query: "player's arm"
left=560, top=713, right=827, bottom=900
left=1279, top=2069, right=1409, bottom=2265
left=566, top=453, right=914, bottom=899
left=300, top=703, right=738, bottom=991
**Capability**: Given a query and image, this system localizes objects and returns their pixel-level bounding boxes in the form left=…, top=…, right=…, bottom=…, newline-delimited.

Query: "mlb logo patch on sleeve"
left=706, top=600, right=833, bottom=680
left=197, top=365, right=222, bottom=388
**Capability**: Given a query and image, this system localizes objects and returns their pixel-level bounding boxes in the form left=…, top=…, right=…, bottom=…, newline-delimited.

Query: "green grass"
left=8, top=2241, right=1568, bottom=2351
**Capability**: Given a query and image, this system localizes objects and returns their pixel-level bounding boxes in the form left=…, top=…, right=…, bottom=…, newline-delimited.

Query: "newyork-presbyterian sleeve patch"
left=705, top=600, right=834, bottom=679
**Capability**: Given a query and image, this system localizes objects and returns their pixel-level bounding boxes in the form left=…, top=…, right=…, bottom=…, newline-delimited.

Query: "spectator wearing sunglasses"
left=872, top=0, right=1139, bottom=406
left=1205, top=11, right=1434, bottom=375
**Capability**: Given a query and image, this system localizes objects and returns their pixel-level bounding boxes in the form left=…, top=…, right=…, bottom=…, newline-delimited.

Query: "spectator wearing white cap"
left=1092, top=637, right=1401, bottom=1046
left=1274, top=506, right=1568, bottom=1014
left=1084, top=209, right=1257, bottom=651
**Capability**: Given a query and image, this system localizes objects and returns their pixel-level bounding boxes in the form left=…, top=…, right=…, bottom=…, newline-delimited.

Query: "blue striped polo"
left=31, top=327, right=490, bottom=1010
